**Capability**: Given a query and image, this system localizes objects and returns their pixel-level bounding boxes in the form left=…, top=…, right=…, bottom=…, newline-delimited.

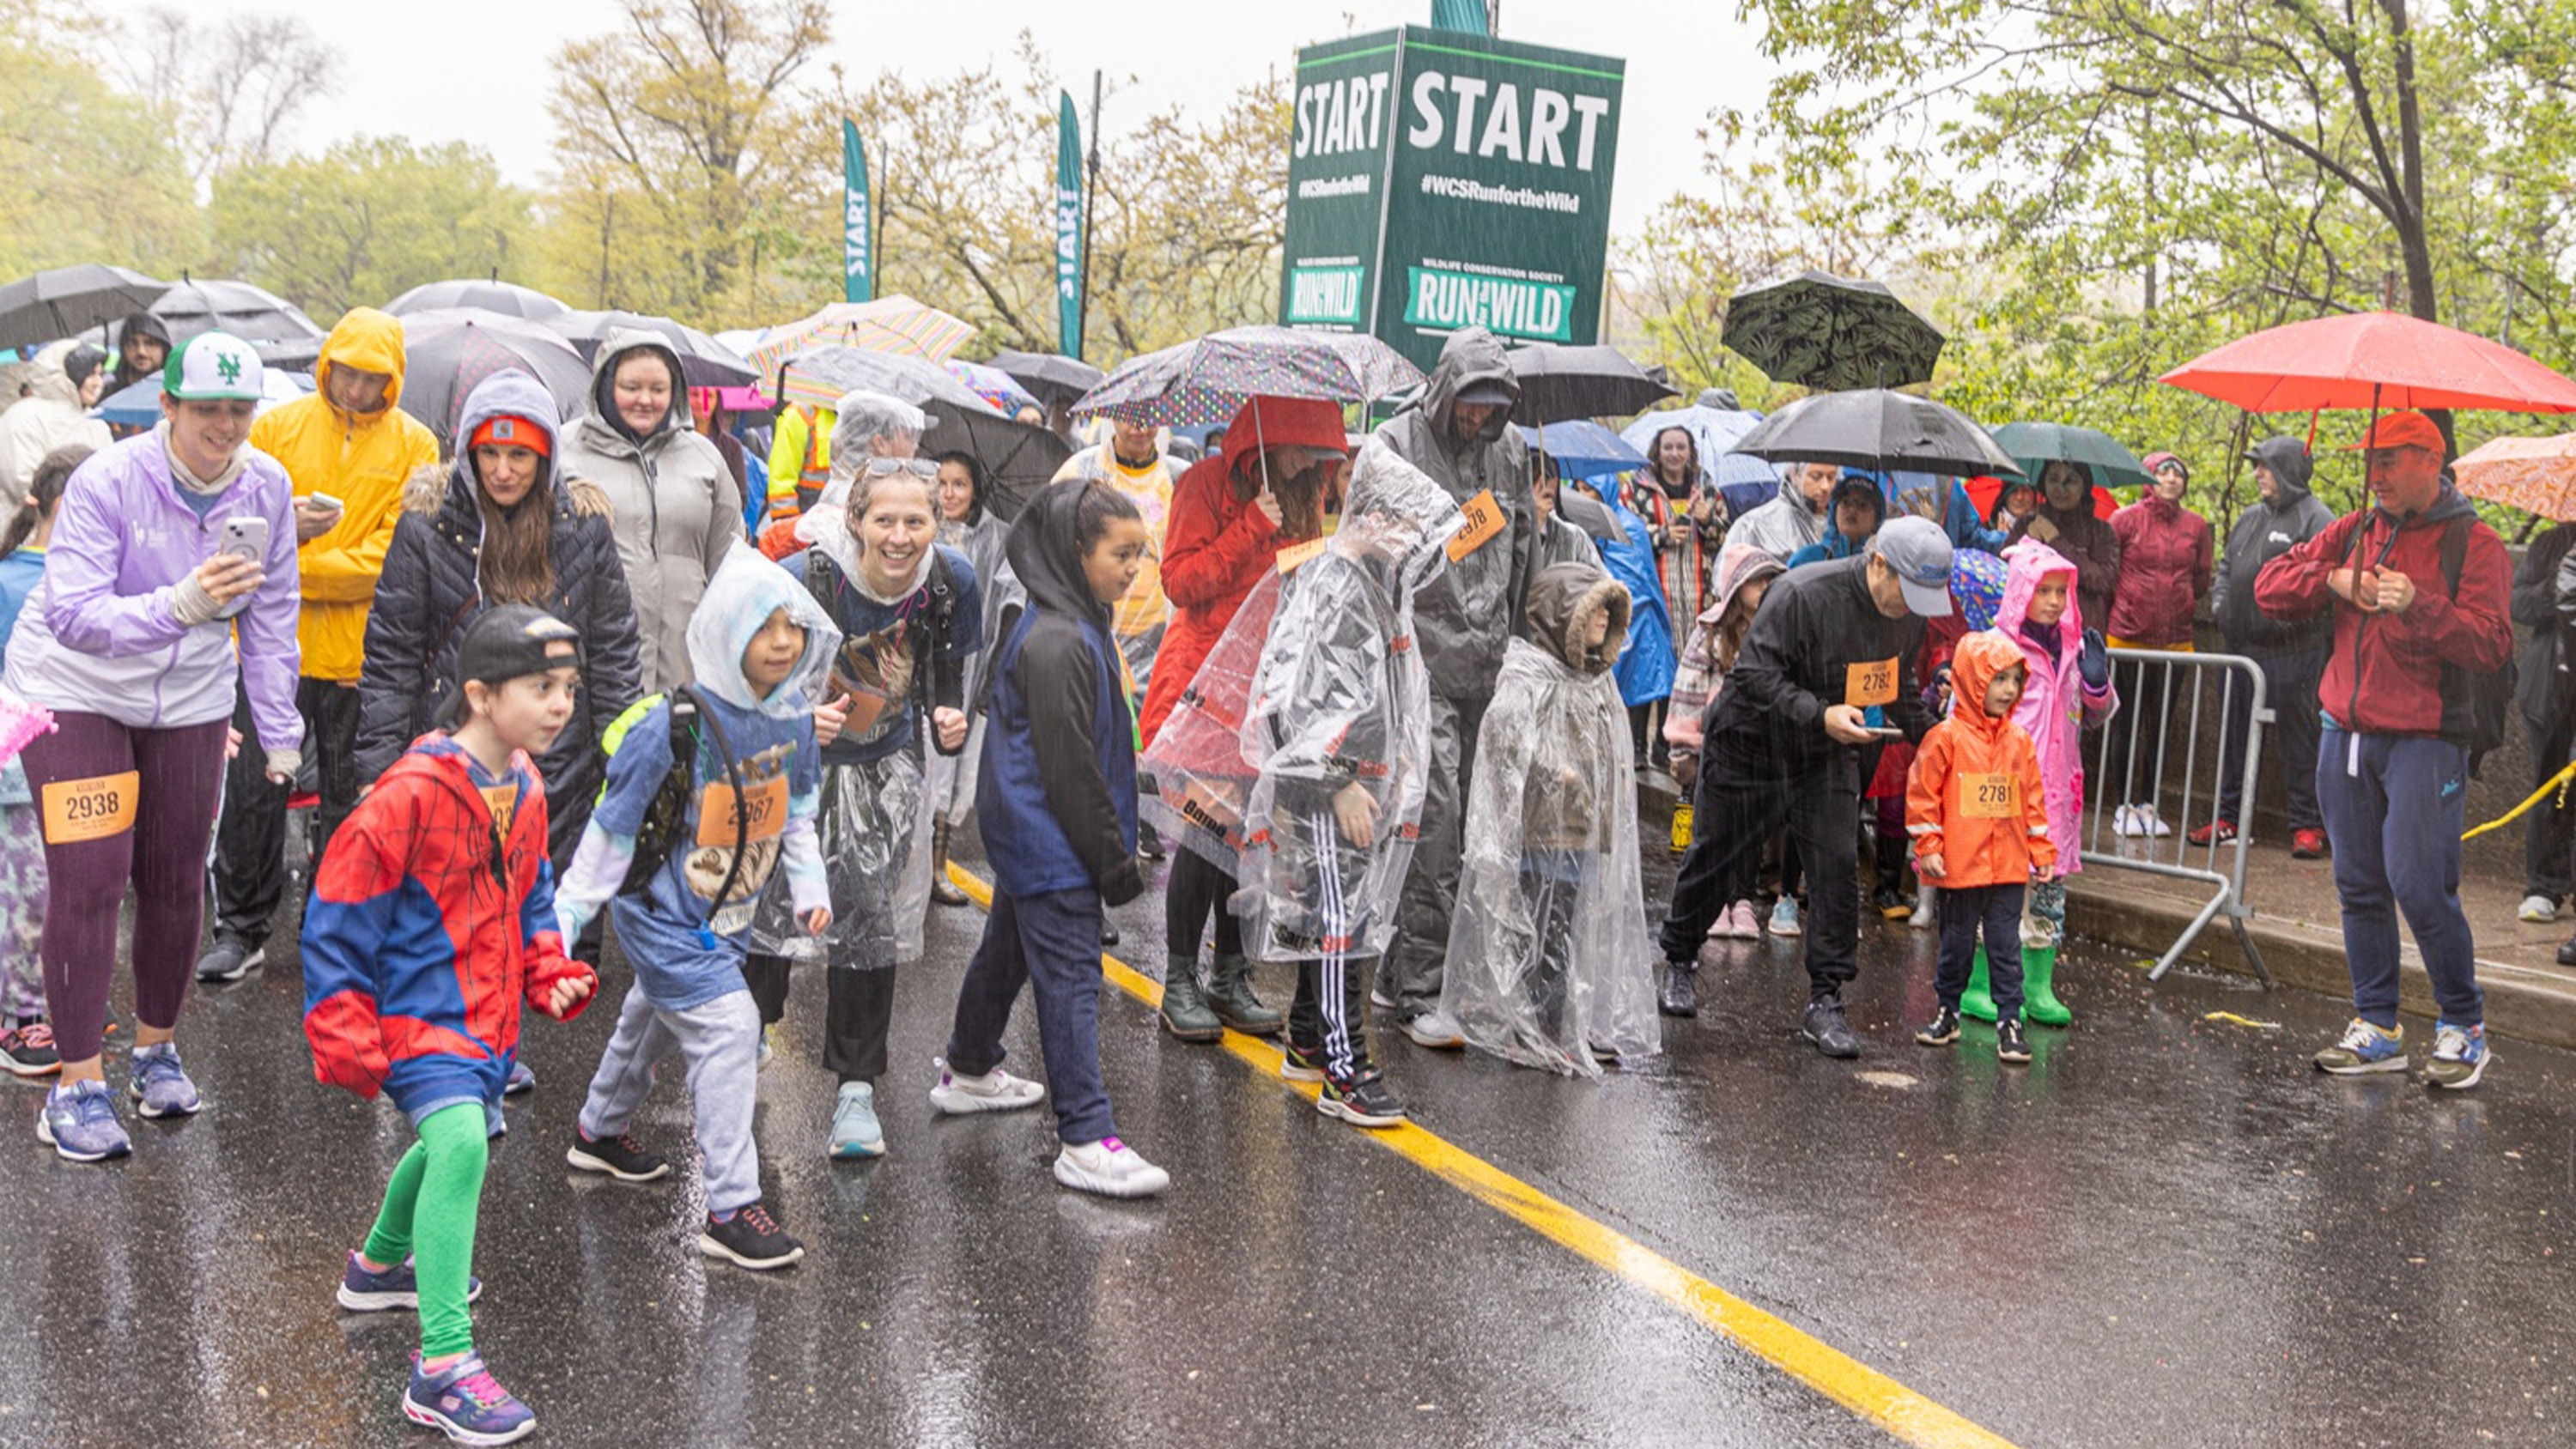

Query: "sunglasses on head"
left=860, top=458, right=941, bottom=479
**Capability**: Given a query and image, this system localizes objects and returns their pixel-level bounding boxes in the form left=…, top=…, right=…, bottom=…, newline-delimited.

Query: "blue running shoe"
left=337, top=1252, right=484, bottom=1313
left=829, top=1081, right=884, bottom=1160
left=2425, top=1021, right=2490, bottom=1091
left=2313, top=1018, right=2407, bottom=1076
left=404, top=1352, right=535, bottom=1445
left=127, top=1043, right=203, bottom=1119
left=37, top=1078, right=131, bottom=1162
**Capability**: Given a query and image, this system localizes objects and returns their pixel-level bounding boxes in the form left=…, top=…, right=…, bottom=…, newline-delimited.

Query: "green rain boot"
left=1158, top=955, right=1224, bottom=1044
left=1204, top=953, right=1285, bottom=1038
left=2022, top=942, right=2072, bottom=1027
left=1960, top=946, right=1999, bottom=1023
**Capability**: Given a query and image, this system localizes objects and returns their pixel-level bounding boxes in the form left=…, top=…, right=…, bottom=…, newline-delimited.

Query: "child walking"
left=303, top=606, right=600, bottom=1446
left=1908, top=630, right=2057, bottom=1064
left=0, top=446, right=75, bottom=1076
left=935, top=480, right=1166, bottom=1197
left=1443, top=561, right=1662, bottom=1076
left=553, top=543, right=839, bottom=1270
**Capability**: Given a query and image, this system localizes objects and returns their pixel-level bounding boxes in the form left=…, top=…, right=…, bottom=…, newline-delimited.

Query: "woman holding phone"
left=3, top=332, right=302, bottom=1162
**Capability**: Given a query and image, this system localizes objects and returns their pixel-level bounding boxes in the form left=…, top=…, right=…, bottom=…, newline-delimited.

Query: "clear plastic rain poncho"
left=1140, top=449, right=1465, bottom=963
left=1438, top=562, right=1662, bottom=1076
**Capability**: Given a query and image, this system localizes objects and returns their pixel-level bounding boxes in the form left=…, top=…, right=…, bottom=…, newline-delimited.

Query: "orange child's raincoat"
left=1905, top=629, right=2057, bottom=889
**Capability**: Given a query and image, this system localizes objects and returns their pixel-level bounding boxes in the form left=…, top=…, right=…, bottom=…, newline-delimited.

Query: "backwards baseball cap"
left=1870, top=514, right=1955, bottom=617
left=2344, top=409, right=2445, bottom=455
left=442, top=605, right=582, bottom=727
left=162, top=330, right=264, bottom=402
left=469, top=414, right=552, bottom=458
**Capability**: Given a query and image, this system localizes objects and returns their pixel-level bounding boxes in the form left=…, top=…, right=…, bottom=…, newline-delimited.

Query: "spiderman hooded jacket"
left=302, top=733, right=598, bottom=1116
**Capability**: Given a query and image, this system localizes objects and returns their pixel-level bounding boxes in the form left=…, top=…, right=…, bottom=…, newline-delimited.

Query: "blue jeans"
left=945, top=885, right=1115, bottom=1145
left=2315, top=726, right=2483, bottom=1028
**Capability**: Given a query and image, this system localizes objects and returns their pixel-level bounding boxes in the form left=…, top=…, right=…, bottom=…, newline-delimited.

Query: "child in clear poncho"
left=1440, top=561, right=1662, bottom=1076
left=1145, top=449, right=1463, bottom=1128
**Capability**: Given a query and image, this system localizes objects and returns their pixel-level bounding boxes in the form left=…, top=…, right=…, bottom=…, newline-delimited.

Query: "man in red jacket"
left=2254, top=411, right=2512, bottom=1089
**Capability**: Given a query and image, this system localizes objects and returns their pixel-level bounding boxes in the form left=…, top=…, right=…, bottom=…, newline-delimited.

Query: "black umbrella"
left=384, top=278, right=571, bottom=320
left=1505, top=343, right=1679, bottom=424
left=546, top=309, right=758, bottom=387
left=149, top=278, right=323, bottom=345
left=925, top=411, right=1072, bottom=524
left=1726, top=388, right=2022, bottom=478
left=396, top=308, right=592, bottom=440
left=987, top=349, right=1104, bottom=410
left=0, top=264, right=170, bottom=352
left=1722, top=270, right=1944, bottom=391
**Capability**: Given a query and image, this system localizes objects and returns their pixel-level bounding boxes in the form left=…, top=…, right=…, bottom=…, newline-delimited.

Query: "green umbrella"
left=1990, top=421, right=2153, bottom=495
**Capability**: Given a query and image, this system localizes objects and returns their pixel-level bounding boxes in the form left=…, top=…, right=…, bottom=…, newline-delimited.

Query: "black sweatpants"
left=1660, top=740, right=1862, bottom=996
left=212, top=674, right=361, bottom=949
left=1936, top=882, right=2026, bottom=1017
left=743, top=956, right=896, bottom=1084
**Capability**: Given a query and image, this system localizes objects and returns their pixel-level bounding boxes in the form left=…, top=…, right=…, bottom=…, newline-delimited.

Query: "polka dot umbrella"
left=1072, top=326, right=1424, bottom=429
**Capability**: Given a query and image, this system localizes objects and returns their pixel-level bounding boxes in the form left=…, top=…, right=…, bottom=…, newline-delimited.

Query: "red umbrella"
left=1965, top=473, right=2117, bottom=524
left=2161, top=311, right=2576, bottom=414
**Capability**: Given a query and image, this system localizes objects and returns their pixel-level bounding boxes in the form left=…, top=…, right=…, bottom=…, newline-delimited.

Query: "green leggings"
left=361, top=1102, right=490, bottom=1358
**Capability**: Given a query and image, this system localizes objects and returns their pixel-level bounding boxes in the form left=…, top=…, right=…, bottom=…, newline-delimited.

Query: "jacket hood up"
left=1523, top=561, right=1629, bottom=677
left=1997, top=537, right=2083, bottom=647
left=316, top=306, right=410, bottom=423
left=1947, top=628, right=2026, bottom=738
left=118, top=311, right=171, bottom=352
left=23, top=341, right=81, bottom=406
left=1218, top=394, right=1348, bottom=489
left=453, top=369, right=562, bottom=488
left=1008, top=478, right=1115, bottom=631
left=684, top=540, right=841, bottom=717
left=586, top=330, right=691, bottom=443
left=1417, top=327, right=1518, bottom=449
left=1697, top=540, right=1786, bottom=628
left=2244, top=435, right=2314, bottom=505
left=1822, top=472, right=1887, bottom=558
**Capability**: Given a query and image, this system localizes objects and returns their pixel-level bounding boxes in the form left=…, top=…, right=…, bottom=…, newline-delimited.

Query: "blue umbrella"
left=1517, top=420, right=1646, bottom=476
left=93, top=369, right=309, bottom=427
left=1710, top=452, right=1783, bottom=518
left=1622, top=403, right=1771, bottom=511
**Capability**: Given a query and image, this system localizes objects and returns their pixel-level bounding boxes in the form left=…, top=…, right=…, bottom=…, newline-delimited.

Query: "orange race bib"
left=41, top=771, right=137, bottom=845
left=1275, top=537, right=1329, bottom=574
left=1446, top=488, right=1507, bottom=562
left=698, top=776, right=789, bottom=848
left=1845, top=657, right=1898, bottom=709
left=1959, top=773, right=2018, bottom=820
left=480, top=785, right=518, bottom=838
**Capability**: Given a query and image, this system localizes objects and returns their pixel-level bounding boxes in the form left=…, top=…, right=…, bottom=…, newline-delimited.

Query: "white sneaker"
left=927, top=1058, right=1046, bottom=1115
left=1400, top=1009, right=1467, bottom=1049
left=2519, top=894, right=2559, bottom=924
left=1369, top=986, right=1397, bottom=1010
left=2115, top=803, right=2172, bottom=838
left=1767, top=898, right=1803, bottom=937
left=1053, top=1137, right=1170, bottom=1197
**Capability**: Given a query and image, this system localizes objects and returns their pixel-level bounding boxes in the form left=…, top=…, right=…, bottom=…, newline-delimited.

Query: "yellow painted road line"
left=948, top=864, right=2019, bottom=1449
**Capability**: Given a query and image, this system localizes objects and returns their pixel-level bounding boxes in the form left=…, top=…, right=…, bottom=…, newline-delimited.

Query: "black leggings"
left=1164, top=848, right=1244, bottom=961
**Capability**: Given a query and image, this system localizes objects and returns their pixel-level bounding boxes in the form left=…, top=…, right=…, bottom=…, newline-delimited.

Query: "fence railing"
left=2080, top=646, right=2272, bottom=985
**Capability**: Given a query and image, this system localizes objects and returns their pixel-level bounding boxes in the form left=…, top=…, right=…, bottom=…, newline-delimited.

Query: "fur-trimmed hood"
left=1524, top=561, right=1629, bottom=677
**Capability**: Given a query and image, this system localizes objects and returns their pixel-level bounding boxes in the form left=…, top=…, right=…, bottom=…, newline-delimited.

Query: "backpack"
left=596, top=687, right=748, bottom=920
left=2438, top=514, right=2515, bottom=778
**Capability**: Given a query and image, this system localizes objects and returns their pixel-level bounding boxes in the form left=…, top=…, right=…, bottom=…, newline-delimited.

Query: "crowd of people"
left=0, top=307, right=2530, bottom=1442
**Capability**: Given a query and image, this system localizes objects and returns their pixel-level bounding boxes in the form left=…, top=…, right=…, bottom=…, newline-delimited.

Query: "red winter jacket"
left=2253, top=488, right=2512, bottom=739
left=2107, top=494, right=2214, bottom=646
left=1136, top=396, right=1346, bottom=747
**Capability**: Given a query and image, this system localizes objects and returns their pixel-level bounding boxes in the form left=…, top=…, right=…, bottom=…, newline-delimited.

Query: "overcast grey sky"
left=120, top=0, right=1771, bottom=236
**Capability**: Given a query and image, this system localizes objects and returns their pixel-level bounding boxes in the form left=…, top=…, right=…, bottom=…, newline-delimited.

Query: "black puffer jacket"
left=356, top=460, right=645, bottom=858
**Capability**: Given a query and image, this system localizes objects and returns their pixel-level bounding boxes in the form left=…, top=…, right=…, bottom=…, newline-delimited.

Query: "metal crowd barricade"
left=2080, top=646, right=2272, bottom=985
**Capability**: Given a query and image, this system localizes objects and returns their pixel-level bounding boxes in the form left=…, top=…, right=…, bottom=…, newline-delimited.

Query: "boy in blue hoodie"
left=933, top=479, right=1165, bottom=1197
left=553, top=543, right=838, bottom=1270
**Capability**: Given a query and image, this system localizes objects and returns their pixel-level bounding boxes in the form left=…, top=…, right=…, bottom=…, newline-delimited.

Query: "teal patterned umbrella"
left=1074, top=325, right=1422, bottom=427
left=1722, top=270, right=1944, bottom=391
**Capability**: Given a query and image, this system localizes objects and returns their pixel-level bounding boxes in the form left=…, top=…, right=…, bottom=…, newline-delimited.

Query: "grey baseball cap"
left=1870, top=515, right=1954, bottom=617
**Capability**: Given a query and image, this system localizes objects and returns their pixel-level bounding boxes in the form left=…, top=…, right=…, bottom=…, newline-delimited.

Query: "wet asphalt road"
left=2, top=835, right=2572, bottom=1448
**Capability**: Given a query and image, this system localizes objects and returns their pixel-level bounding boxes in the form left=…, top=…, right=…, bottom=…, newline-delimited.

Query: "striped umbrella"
left=746, top=295, right=975, bottom=378
left=944, top=359, right=1042, bottom=416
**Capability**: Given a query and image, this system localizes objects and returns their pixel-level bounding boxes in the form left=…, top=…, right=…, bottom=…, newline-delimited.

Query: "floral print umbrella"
left=1722, top=270, right=1944, bottom=391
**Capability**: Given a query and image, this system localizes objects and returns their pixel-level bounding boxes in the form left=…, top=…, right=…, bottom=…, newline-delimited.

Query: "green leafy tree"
left=209, top=137, right=535, bottom=321
left=0, top=1, right=196, bottom=280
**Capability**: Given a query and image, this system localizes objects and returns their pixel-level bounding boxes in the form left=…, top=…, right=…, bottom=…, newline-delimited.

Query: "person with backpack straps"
left=2253, top=410, right=2514, bottom=1089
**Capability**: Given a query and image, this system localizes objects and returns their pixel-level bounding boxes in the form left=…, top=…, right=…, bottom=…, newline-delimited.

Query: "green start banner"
left=1279, top=26, right=1624, bottom=373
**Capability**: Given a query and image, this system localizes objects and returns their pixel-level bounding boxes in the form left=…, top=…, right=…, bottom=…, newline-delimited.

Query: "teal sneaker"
left=2424, top=1022, right=2489, bottom=1090
left=829, top=1081, right=884, bottom=1160
left=2313, top=1018, right=2407, bottom=1076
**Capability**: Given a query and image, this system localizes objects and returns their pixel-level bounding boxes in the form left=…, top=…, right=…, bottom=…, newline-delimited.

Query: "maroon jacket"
left=2253, top=486, right=2512, bottom=738
left=2107, top=494, right=2214, bottom=646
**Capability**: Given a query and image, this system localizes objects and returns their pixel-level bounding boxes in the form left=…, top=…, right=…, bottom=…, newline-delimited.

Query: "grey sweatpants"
left=1386, top=691, right=1486, bottom=1017
left=577, top=986, right=763, bottom=1215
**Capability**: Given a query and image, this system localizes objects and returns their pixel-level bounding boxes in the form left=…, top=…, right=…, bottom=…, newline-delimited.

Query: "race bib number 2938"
left=42, top=771, right=139, bottom=845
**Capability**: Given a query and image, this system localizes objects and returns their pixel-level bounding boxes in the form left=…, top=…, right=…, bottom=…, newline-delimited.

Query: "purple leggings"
left=17, top=712, right=228, bottom=1063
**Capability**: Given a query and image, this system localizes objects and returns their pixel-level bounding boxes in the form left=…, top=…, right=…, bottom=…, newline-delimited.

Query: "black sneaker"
left=1658, top=960, right=1699, bottom=1018
left=1102, top=920, right=1121, bottom=948
left=1996, top=1018, right=2032, bottom=1064
left=1801, top=995, right=1862, bottom=1058
left=1915, top=1004, right=1960, bottom=1046
left=565, top=1129, right=672, bottom=1183
left=1280, top=1039, right=1326, bottom=1083
left=193, top=937, right=264, bottom=984
left=1317, top=1070, right=1406, bottom=1128
left=0, top=1020, right=58, bottom=1076
left=1137, top=823, right=1166, bottom=862
left=698, top=1201, right=804, bottom=1270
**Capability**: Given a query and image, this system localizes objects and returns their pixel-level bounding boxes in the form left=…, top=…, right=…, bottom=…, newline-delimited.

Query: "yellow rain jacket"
left=248, top=307, right=440, bottom=682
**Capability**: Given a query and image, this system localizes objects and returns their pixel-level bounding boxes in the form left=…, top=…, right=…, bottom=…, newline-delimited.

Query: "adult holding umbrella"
left=5, top=332, right=301, bottom=1161
left=556, top=330, right=743, bottom=694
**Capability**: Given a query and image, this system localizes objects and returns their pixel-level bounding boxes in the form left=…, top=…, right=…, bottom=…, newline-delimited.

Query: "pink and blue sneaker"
left=404, top=1352, right=535, bottom=1445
